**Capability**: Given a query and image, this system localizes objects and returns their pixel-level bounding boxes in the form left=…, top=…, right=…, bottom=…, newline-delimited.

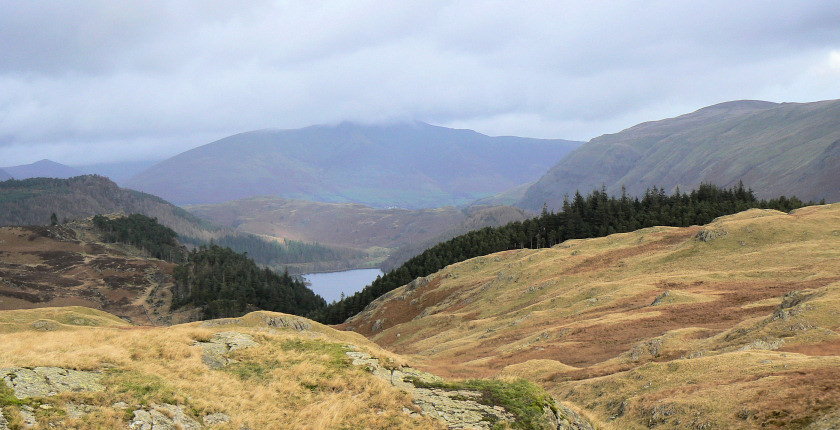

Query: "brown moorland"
left=345, top=203, right=840, bottom=428
left=0, top=217, right=191, bottom=325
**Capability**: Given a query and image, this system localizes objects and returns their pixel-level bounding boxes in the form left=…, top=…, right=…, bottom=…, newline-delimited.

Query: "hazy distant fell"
left=126, top=122, right=583, bottom=208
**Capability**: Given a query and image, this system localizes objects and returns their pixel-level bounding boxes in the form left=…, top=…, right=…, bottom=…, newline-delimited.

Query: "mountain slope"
left=0, top=169, right=10, bottom=181
left=520, top=99, right=840, bottom=211
left=345, top=203, right=840, bottom=428
left=0, top=307, right=577, bottom=429
left=0, top=175, right=367, bottom=273
left=0, top=175, right=208, bottom=237
left=2, top=159, right=83, bottom=179
left=126, top=122, right=583, bottom=208
left=187, top=196, right=531, bottom=270
left=0, top=219, right=186, bottom=325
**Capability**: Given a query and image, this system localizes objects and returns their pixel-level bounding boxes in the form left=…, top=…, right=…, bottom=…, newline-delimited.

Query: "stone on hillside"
left=200, top=318, right=244, bottom=328
left=0, top=367, right=104, bottom=399
left=261, top=314, right=312, bottom=331
left=66, top=403, right=96, bottom=419
left=32, top=320, right=60, bottom=331
left=346, top=350, right=515, bottom=429
left=195, top=332, right=258, bottom=369
left=551, top=402, right=597, bottom=430
left=695, top=228, right=727, bottom=242
left=203, top=412, right=232, bottom=426
left=129, top=404, right=201, bottom=430
left=650, top=290, right=670, bottom=306
left=19, top=406, right=36, bottom=427
left=0, top=409, right=8, bottom=430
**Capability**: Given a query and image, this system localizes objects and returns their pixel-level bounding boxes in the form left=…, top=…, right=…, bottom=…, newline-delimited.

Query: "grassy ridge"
left=311, top=183, right=808, bottom=324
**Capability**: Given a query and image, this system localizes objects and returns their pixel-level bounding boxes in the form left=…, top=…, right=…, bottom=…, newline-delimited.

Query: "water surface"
left=304, top=268, right=383, bottom=303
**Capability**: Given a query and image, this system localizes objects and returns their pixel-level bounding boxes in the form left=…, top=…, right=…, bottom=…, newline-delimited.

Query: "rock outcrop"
left=0, top=367, right=104, bottom=399
left=194, top=332, right=259, bottom=369
left=347, top=349, right=514, bottom=429
left=129, top=403, right=202, bottom=430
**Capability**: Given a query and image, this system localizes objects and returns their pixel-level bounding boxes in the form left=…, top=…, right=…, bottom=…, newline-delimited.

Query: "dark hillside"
left=0, top=176, right=367, bottom=274
left=520, top=99, right=840, bottom=211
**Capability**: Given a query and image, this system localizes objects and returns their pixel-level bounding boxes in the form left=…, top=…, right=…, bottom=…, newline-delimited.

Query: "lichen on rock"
left=0, top=367, right=104, bottom=399
left=129, top=403, right=201, bottom=430
left=195, top=332, right=259, bottom=369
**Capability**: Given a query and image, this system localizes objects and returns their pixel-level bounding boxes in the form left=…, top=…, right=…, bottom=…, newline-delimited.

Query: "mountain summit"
left=125, top=122, right=582, bottom=208
left=1, top=159, right=83, bottom=180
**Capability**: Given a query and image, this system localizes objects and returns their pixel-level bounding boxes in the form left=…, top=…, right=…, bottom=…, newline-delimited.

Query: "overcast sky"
left=2, top=0, right=840, bottom=166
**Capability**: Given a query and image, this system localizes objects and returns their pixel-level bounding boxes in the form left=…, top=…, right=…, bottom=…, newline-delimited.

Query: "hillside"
left=0, top=176, right=211, bottom=238
left=520, top=99, right=840, bottom=211
left=0, top=169, right=10, bottom=181
left=1, top=159, right=83, bottom=180
left=125, top=122, right=583, bottom=208
left=0, top=219, right=187, bottom=325
left=345, top=203, right=840, bottom=428
left=0, top=307, right=579, bottom=429
left=314, top=183, right=805, bottom=324
left=187, top=196, right=531, bottom=270
left=0, top=176, right=368, bottom=274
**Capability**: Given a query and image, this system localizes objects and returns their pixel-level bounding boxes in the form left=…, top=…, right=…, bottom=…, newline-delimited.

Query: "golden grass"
left=347, top=203, right=840, bottom=428
left=0, top=307, right=443, bottom=429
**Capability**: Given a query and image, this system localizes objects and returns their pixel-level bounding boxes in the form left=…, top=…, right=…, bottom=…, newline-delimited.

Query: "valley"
left=2, top=99, right=840, bottom=428
left=187, top=195, right=531, bottom=271
left=6, top=2, right=840, bottom=428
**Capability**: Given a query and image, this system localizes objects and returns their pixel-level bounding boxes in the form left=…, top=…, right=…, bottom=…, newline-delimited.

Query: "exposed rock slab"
left=0, top=367, right=104, bottom=399
left=200, top=314, right=312, bottom=331
left=19, top=406, right=36, bottom=427
left=203, top=412, right=232, bottom=426
left=195, top=332, right=258, bottom=369
left=129, top=403, right=201, bottom=430
left=346, top=350, right=513, bottom=429
left=0, top=409, right=8, bottom=430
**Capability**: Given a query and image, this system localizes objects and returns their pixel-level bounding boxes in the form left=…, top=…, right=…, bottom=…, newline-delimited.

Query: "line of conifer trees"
left=93, top=213, right=185, bottom=262
left=172, top=244, right=327, bottom=319
left=307, top=183, right=810, bottom=324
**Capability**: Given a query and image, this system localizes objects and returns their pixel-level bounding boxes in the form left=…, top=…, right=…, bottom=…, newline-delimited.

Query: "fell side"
left=345, top=203, right=840, bottom=428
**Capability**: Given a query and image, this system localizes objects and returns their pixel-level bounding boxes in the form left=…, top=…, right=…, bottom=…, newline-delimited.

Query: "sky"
left=2, top=0, right=840, bottom=167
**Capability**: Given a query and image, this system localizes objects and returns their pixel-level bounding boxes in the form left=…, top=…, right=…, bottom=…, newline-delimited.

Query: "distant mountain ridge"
left=126, top=122, right=583, bottom=208
left=519, top=99, right=840, bottom=211
left=2, top=159, right=83, bottom=179
left=0, top=175, right=369, bottom=274
left=0, top=168, right=10, bottom=180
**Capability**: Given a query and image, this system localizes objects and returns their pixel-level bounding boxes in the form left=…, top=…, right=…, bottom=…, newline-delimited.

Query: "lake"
left=303, top=268, right=383, bottom=303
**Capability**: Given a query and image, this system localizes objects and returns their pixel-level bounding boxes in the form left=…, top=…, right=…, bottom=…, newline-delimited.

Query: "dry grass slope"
left=0, top=307, right=444, bottom=429
left=346, top=203, right=840, bottom=428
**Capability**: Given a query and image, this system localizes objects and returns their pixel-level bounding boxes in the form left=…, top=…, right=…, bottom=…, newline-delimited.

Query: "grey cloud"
left=1, top=1, right=840, bottom=165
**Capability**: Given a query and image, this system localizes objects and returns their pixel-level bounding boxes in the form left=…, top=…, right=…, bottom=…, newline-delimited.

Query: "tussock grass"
left=351, top=203, right=840, bottom=428
left=0, top=307, right=443, bottom=429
